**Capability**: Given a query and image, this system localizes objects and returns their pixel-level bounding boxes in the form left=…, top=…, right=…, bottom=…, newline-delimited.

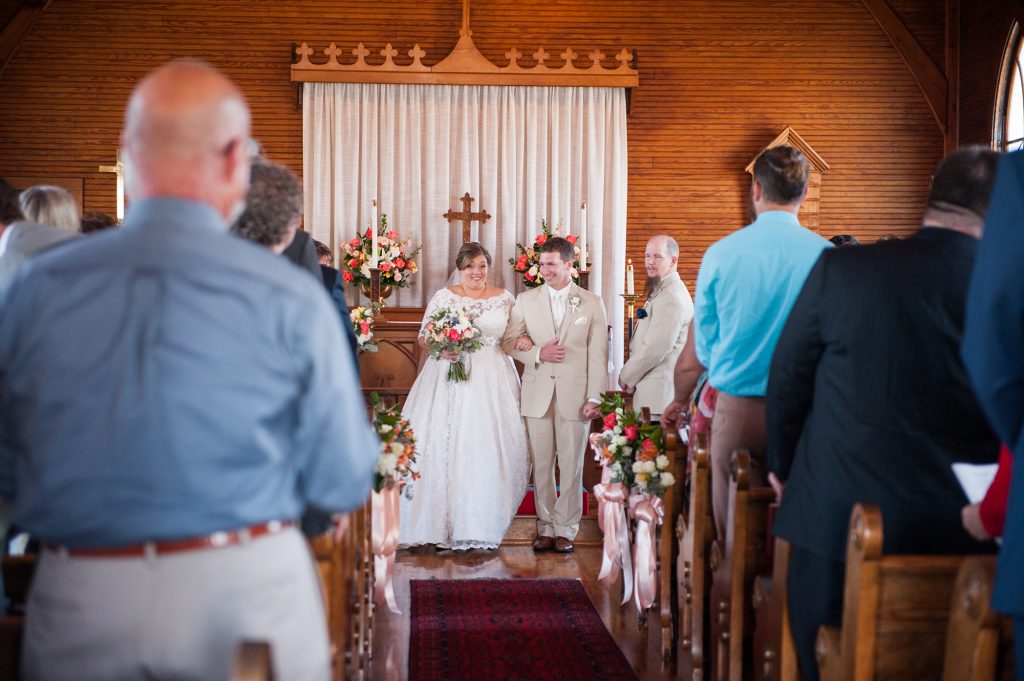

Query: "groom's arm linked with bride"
left=499, top=279, right=609, bottom=552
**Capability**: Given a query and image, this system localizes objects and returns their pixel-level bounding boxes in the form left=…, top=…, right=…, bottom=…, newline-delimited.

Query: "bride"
left=399, top=242, right=530, bottom=550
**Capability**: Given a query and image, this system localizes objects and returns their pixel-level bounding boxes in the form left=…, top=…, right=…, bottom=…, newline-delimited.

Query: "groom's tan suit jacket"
left=501, top=283, right=608, bottom=420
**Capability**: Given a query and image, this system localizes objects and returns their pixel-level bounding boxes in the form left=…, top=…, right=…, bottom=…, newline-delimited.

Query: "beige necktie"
left=550, top=290, right=566, bottom=329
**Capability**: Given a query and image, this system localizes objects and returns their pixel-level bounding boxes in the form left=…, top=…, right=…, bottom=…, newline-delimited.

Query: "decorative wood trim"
left=945, top=0, right=960, bottom=153
left=291, top=0, right=638, bottom=88
left=0, top=0, right=51, bottom=79
left=746, top=127, right=829, bottom=233
left=744, top=126, right=830, bottom=174
left=861, top=0, right=949, bottom=135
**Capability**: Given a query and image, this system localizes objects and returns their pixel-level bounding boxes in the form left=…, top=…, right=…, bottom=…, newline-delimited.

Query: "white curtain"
left=303, top=82, right=628, bottom=374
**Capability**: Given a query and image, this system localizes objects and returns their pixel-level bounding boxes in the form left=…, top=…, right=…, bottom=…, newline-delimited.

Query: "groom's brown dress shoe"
left=533, top=536, right=555, bottom=552
left=554, top=537, right=574, bottom=553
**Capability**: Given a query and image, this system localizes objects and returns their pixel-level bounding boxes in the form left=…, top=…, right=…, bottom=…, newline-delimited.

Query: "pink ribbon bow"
left=593, top=474, right=634, bottom=604
left=628, top=492, right=664, bottom=612
left=371, top=486, right=402, bottom=614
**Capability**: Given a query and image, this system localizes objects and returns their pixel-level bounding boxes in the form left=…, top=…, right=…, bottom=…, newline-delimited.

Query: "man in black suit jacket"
left=767, top=148, right=1003, bottom=681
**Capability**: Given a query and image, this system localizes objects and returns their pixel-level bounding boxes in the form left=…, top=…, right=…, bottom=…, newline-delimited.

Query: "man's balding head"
left=122, top=60, right=251, bottom=221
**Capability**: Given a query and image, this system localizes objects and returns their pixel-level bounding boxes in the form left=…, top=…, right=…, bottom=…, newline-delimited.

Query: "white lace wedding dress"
left=399, top=288, right=530, bottom=550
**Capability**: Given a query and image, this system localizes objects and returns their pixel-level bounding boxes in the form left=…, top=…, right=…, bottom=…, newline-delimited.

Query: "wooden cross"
left=98, top=152, right=125, bottom=221
left=443, top=192, right=490, bottom=243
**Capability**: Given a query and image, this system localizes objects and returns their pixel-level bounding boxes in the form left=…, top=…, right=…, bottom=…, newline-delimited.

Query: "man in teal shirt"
left=693, top=145, right=831, bottom=540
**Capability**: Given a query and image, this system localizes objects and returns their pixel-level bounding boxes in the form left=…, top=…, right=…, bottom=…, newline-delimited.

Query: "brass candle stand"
left=620, top=292, right=641, bottom=339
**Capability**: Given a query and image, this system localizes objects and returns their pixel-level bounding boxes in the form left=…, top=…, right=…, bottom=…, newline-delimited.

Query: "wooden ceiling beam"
left=861, top=0, right=948, bottom=136
left=0, top=0, right=51, bottom=80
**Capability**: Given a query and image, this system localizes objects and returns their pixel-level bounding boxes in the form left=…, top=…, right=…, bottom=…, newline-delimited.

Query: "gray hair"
left=19, top=185, right=80, bottom=232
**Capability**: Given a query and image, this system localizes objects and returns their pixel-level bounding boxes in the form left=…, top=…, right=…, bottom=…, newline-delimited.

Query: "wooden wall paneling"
left=0, top=0, right=50, bottom=79
left=0, top=0, right=952, bottom=295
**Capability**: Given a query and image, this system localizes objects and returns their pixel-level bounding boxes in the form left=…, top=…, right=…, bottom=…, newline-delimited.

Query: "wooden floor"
left=369, top=545, right=677, bottom=680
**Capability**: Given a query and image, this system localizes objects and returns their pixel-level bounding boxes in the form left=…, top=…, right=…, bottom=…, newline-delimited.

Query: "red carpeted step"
left=516, top=486, right=589, bottom=516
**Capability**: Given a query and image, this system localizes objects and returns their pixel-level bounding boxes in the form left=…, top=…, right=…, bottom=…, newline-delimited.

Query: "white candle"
left=579, top=201, right=587, bottom=272
left=370, top=198, right=379, bottom=268
left=626, top=259, right=635, bottom=295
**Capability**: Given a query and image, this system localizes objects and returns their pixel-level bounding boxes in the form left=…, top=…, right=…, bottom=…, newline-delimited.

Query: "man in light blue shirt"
left=0, top=60, right=376, bottom=681
left=693, top=145, right=831, bottom=540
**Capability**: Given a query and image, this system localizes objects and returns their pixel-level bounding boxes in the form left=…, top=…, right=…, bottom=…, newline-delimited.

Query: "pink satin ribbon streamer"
left=629, top=493, right=664, bottom=612
left=593, top=479, right=634, bottom=605
left=371, top=486, right=401, bottom=614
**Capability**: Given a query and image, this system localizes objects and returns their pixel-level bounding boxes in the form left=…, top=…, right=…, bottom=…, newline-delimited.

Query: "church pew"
left=1, top=553, right=36, bottom=681
left=942, top=556, right=1016, bottom=681
left=658, top=422, right=685, bottom=661
left=708, top=450, right=774, bottom=681
left=678, top=431, right=713, bottom=680
left=815, top=503, right=963, bottom=681
left=0, top=616, right=22, bottom=681
left=231, top=640, right=274, bottom=681
left=752, top=537, right=800, bottom=681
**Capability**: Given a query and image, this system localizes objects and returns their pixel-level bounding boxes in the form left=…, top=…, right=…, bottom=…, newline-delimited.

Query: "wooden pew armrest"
left=816, top=625, right=842, bottom=681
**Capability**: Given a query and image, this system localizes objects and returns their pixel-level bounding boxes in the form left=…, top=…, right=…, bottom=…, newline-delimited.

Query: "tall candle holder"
left=620, top=292, right=642, bottom=339
left=365, top=267, right=390, bottom=320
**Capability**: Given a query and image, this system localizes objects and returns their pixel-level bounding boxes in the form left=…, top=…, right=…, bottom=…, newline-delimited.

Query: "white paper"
left=951, top=462, right=999, bottom=504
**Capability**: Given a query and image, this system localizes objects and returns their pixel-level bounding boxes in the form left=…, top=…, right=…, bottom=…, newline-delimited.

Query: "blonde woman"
left=19, top=185, right=80, bottom=232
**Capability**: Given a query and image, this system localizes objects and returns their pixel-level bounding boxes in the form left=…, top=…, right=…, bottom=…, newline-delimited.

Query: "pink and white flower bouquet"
left=421, top=307, right=485, bottom=383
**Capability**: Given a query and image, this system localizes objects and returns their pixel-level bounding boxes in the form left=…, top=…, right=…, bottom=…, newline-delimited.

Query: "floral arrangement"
left=370, top=392, right=419, bottom=497
left=508, top=219, right=589, bottom=288
left=351, top=304, right=379, bottom=353
left=421, top=307, right=485, bottom=383
left=590, top=392, right=674, bottom=497
left=340, top=214, right=421, bottom=289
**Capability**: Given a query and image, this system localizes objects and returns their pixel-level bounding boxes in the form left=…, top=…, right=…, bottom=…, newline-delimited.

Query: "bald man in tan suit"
left=502, top=237, right=608, bottom=552
left=619, top=235, right=694, bottom=419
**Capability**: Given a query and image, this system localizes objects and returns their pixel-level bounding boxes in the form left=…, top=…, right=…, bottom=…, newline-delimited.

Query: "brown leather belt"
left=44, top=519, right=295, bottom=558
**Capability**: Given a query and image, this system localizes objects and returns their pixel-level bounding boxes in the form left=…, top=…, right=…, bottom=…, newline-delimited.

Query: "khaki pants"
left=22, top=528, right=330, bottom=681
left=709, top=392, right=766, bottom=542
left=526, top=400, right=588, bottom=540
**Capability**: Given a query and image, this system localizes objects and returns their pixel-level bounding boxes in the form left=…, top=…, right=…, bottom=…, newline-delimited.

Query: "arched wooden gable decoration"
left=745, top=126, right=830, bottom=233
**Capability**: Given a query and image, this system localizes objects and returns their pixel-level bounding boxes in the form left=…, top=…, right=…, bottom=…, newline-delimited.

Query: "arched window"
left=996, top=24, right=1023, bottom=151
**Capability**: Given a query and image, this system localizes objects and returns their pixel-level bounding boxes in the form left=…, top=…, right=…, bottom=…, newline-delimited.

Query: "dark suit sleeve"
left=767, top=253, right=827, bottom=481
left=330, top=277, right=361, bottom=376
left=963, top=153, right=1024, bottom=452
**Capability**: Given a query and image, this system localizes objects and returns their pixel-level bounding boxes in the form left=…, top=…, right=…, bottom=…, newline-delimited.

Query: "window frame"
left=994, top=21, right=1023, bottom=151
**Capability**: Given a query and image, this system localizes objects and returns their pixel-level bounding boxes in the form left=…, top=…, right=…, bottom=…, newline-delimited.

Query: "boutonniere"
left=568, top=295, right=582, bottom=314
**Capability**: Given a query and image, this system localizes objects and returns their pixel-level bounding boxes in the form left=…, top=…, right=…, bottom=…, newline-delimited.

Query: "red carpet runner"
left=409, top=578, right=639, bottom=680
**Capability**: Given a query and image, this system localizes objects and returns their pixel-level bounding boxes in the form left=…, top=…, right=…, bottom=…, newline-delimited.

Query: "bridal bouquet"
left=508, top=219, right=589, bottom=288
left=340, top=214, right=421, bottom=290
left=351, top=304, right=379, bottom=353
left=591, top=393, right=674, bottom=497
left=421, top=307, right=484, bottom=383
left=370, top=392, right=419, bottom=497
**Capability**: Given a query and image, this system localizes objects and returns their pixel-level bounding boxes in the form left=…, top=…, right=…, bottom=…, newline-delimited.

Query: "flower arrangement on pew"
left=590, top=391, right=670, bottom=612
left=421, top=307, right=485, bottom=383
left=340, top=214, right=421, bottom=291
left=508, top=219, right=588, bottom=288
left=368, top=391, right=419, bottom=614
left=369, top=392, right=419, bottom=497
left=590, top=393, right=674, bottom=497
left=351, top=304, right=380, bottom=353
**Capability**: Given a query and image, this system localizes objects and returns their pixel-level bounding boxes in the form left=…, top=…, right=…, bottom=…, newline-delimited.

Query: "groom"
left=502, top=237, right=608, bottom=553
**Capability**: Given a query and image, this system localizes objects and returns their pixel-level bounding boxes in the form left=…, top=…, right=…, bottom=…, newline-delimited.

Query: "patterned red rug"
left=409, top=578, right=639, bottom=680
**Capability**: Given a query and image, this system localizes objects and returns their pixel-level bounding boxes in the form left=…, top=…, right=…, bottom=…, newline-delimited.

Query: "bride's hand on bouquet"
left=440, top=349, right=460, bottom=362
left=514, top=335, right=534, bottom=351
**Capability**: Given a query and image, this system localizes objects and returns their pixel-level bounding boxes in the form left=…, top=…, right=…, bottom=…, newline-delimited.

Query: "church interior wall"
left=959, top=0, right=1024, bottom=146
left=0, top=0, right=983, bottom=291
